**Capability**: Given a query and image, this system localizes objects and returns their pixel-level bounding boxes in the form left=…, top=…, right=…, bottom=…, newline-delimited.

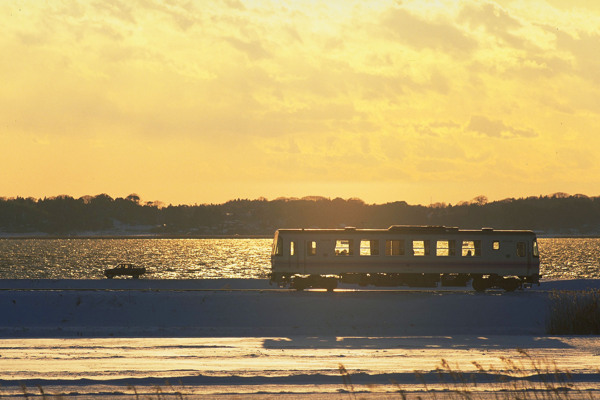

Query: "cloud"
left=92, top=1, right=136, bottom=25
left=554, top=29, right=600, bottom=84
left=466, top=115, right=537, bottom=138
left=4, top=0, right=600, bottom=205
left=224, top=37, right=271, bottom=60
left=415, top=121, right=461, bottom=137
left=458, top=2, right=524, bottom=48
left=381, top=6, right=477, bottom=54
left=283, top=25, right=303, bottom=44
left=223, top=0, right=246, bottom=11
left=135, top=0, right=199, bottom=31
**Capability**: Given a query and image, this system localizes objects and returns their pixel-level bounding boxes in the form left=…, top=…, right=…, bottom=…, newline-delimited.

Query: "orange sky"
left=2, top=0, right=599, bottom=205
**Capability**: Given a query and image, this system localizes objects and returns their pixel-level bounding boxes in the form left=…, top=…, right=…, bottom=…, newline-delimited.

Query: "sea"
left=0, top=237, right=597, bottom=280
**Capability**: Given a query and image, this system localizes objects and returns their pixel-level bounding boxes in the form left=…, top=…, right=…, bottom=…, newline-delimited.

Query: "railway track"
left=0, top=286, right=545, bottom=294
left=0, top=278, right=581, bottom=293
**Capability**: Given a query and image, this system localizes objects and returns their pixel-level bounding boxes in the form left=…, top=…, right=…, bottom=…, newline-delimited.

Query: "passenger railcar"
left=270, top=225, right=540, bottom=292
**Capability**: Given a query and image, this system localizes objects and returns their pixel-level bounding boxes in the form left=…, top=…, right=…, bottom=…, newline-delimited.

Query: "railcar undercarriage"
left=269, top=272, right=540, bottom=292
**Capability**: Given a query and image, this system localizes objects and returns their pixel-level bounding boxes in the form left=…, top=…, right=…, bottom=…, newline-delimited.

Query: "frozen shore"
left=1, top=278, right=600, bottom=338
left=1, top=335, right=600, bottom=399
left=2, top=279, right=600, bottom=398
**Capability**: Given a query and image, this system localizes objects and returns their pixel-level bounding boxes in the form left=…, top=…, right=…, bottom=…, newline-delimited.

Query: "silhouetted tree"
left=0, top=193, right=599, bottom=235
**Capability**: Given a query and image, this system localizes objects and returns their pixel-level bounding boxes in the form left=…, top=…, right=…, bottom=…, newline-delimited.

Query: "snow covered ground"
left=1, top=279, right=600, bottom=398
left=1, top=278, right=598, bottom=338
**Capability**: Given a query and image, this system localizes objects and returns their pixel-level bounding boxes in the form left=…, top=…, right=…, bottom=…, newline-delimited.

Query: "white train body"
left=270, top=225, right=540, bottom=291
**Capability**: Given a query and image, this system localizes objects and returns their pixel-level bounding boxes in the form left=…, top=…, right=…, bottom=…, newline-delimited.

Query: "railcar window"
left=274, top=237, right=283, bottom=256
left=385, top=240, right=405, bottom=256
left=412, top=240, right=430, bottom=256
left=307, top=241, right=317, bottom=256
left=533, top=240, right=539, bottom=257
left=360, top=240, right=379, bottom=256
left=493, top=241, right=500, bottom=250
left=372, top=240, right=379, bottom=255
left=335, top=239, right=353, bottom=256
left=517, top=242, right=526, bottom=257
left=462, top=240, right=481, bottom=256
left=436, top=240, right=456, bottom=256
left=290, top=241, right=295, bottom=256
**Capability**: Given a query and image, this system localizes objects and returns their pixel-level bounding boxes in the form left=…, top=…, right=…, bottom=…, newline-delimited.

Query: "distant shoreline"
left=0, top=234, right=273, bottom=240
left=1, top=233, right=600, bottom=240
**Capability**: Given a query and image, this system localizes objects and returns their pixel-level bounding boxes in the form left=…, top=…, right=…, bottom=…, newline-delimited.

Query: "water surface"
left=0, top=238, right=596, bottom=280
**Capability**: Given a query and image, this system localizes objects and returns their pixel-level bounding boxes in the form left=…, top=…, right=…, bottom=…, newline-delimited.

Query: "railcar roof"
left=275, top=225, right=535, bottom=235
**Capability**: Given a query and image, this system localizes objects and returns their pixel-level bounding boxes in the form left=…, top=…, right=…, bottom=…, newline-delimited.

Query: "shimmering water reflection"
left=0, top=239, right=272, bottom=280
left=538, top=238, right=600, bottom=279
left=0, top=237, right=597, bottom=280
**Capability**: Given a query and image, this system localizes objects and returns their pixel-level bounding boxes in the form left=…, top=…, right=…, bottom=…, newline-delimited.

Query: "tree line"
left=0, top=192, right=598, bottom=236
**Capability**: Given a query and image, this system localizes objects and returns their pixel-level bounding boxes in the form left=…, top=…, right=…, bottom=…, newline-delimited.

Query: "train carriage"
left=270, top=225, right=540, bottom=292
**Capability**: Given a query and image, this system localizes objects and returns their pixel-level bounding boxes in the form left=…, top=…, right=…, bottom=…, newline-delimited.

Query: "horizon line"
left=1, top=191, right=596, bottom=208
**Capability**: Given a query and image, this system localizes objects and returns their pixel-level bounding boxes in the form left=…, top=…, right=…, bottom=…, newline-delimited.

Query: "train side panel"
left=270, top=226, right=540, bottom=291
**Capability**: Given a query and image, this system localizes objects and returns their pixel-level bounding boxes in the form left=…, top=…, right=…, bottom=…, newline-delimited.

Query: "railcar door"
left=531, top=238, right=540, bottom=276
left=515, top=239, right=529, bottom=274
left=301, top=239, right=307, bottom=272
left=526, top=241, right=532, bottom=272
left=500, top=239, right=515, bottom=265
left=288, top=238, right=302, bottom=273
left=288, top=239, right=299, bottom=271
left=525, top=238, right=539, bottom=276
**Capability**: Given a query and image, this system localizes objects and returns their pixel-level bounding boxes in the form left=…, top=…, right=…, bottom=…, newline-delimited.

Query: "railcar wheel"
left=325, top=279, right=338, bottom=292
left=472, top=277, right=488, bottom=292
left=500, top=277, right=520, bottom=292
left=292, top=279, right=306, bottom=291
left=359, top=275, right=370, bottom=287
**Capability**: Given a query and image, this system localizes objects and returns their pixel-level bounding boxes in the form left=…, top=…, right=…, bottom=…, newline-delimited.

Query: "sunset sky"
left=2, top=0, right=599, bottom=206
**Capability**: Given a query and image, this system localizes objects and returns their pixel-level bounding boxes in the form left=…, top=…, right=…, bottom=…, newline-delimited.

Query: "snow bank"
left=3, top=279, right=600, bottom=398
left=5, top=278, right=597, bottom=338
left=0, top=278, right=274, bottom=291
left=1, top=277, right=598, bottom=291
left=4, top=335, right=600, bottom=398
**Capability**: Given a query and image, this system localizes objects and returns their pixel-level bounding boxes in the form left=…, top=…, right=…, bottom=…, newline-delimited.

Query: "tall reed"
left=546, top=289, right=600, bottom=334
left=340, top=349, right=594, bottom=400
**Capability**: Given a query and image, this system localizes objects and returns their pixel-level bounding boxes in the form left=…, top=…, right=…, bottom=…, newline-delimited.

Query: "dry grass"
left=339, top=349, right=595, bottom=400
left=546, top=289, right=600, bottom=334
left=18, top=380, right=187, bottom=399
left=12, top=351, right=597, bottom=399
